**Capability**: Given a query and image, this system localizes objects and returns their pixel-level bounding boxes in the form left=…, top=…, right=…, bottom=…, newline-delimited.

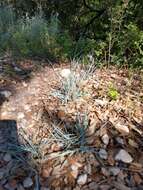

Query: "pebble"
left=98, top=149, right=108, bottom=160
left=102, top=134, right=109, bottom=145
left=17, top=112, right=25, bottom=119
left=3, top=153, right=12, bottom=162
left=0, top=90, right=12, bottom=98
left=115, top=149, right=133, bottom=163
left=60, top=69, right=71, bottom=78
left=116, top=137, right=124, bottom=145
left=23, top=177, right=33, bottom=188
left=77, top=174, right=88, bottom=185
left=115, top=124, right=129, bottom=135
left=109, top=167, right=120, bottom=176
left=14, top=66, right=22, bottom=72
left=22, top=82, right=28, bottom=87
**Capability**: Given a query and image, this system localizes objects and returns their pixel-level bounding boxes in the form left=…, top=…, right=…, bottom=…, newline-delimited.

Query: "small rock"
left=23, top=177, right=33, bottom=188
left=109, top=167, right=120, bottom=176
left=115, top=124, right=129, bottom=135
left=102, top=134, right=110, bottom=145
left=99, top=149, right=108, bottom=160
left=115, top=149, right=133, bottom=163
left=84, top=164, right=92, bottom=174
left=0, top=90, right=12, bottom=98
left=60, top=69, right=71, bottom=78
left=14, top=66, right=22, bottom=72
left=17, top=112, right=25, bottom=119
left=77, top=174, right=87, bottom=185
left=3, top=153, right=12, bottom=162
left=22, top=82, right=28, bottom=87
left=116, top=137, right=124, bottom=145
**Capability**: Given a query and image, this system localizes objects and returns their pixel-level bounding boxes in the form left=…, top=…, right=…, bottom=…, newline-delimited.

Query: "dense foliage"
left=0, top=0, right=143, bottom=66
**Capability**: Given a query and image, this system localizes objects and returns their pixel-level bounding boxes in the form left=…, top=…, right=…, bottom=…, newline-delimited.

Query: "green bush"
left=0, top=7, right=73, bottom=60
left=0, top=6, right=15, bottom=52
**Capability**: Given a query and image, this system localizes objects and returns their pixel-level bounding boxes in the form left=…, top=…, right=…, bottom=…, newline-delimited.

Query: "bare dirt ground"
left=0, top=59, right=143, bottom=190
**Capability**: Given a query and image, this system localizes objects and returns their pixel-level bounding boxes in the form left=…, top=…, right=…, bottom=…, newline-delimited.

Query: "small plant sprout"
left=108, top=84, right=119, bottom=100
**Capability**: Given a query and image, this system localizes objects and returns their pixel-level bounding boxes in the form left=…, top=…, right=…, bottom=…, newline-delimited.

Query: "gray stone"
left=3, top=153, right=12, bottom=162
left=109, top=167, right=120, bottom=176
left=115, top=149, right=133, bottom=163
left=0, top=90, right=12, bottom=98
left=98, top=149, right=108, bottom=160
left=77, top=174, right=88, bottom=185
left=102, top=134, right=110, bottom=145
left=23, top=177, right=33, bottom=188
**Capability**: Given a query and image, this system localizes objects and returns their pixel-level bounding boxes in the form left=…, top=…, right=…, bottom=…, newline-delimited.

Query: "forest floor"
left=0, top=57, right=143, bottom=190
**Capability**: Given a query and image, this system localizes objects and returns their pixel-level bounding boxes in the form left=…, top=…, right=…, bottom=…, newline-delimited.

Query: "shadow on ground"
left=0, top=120, right=38, bottom=189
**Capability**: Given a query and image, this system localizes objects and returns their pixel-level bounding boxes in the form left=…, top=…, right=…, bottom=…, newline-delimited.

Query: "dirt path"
left=0, top=65, right=60, bottom=133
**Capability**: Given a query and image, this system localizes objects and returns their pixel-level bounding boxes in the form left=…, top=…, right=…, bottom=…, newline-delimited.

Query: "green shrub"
left=0, top=6, right=15, bottom=52
left=0, top=7, right=73, bottom=60
left=11, top=14, right=50, bottom=57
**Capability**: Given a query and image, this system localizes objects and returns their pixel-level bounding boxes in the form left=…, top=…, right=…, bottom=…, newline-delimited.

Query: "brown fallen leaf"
left=129, top=162, right=143, bottom=172
left=133, top=173, right=142, bottom=185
